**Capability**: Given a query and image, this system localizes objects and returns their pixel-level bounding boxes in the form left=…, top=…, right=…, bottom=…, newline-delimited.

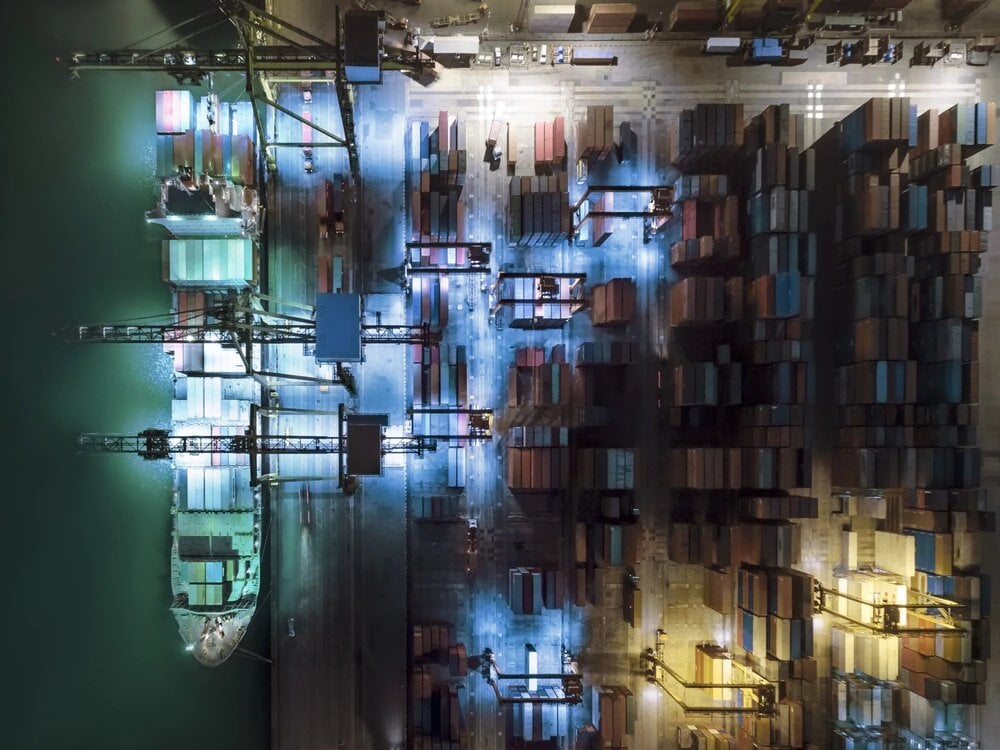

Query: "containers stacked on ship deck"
left=408, top=111, right=468, bottom=244
left=162, top=291, right=250, bottom=374
left=154, top=91, right=256, bottom=185
left=509, top=174, right=571, bottom=247
left=817, top=97, right=995, bottom=744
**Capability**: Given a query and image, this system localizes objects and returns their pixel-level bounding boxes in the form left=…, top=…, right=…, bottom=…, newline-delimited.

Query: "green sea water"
left=4, top=2, right=269, bottom=748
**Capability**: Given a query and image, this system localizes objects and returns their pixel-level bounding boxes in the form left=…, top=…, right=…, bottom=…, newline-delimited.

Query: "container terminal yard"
left=56, top=0, right=1000, bottom=747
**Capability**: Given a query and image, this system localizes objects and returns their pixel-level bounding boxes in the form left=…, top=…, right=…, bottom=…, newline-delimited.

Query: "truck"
left=486, top=119, right=503, bottom=147
left=745, top=37, right=808, bottom=66
left=302, top=110, right=315, bottom=173
left=431, top=12, right=481, bottom=29
left=569, top=48, right=618, bottom=66
left=316, top=180, right=332, bottom=226
left=466, top=518, right=479, bottom=574
left=704, top=37, right=743, bottom=55
left=330, top=176, right=346, bottom=236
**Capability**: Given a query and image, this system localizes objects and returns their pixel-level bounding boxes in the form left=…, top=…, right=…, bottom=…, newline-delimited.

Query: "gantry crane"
left=407, top=407, right=493, bottom=441
left=58, top=1, right=428, bottom=176
left=77, top=428, right=434, bottom=460
left=61, top=290, right=439, bottom=374
left=812, top=579, right=969, bottom=636
left=80, top=404, right=436, bottom=490
left=572, top=185, right=674, bottom=243
left=642, top=630, right=777, bottom=716
left=473, top=646, right=584, bottom=705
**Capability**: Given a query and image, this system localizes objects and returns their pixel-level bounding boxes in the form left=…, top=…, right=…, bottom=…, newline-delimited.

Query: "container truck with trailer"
left=569, top=48, right=617, bottom=65
left=704, top=37, right=743, bottom=55
left=330, top=175, right=346, bottom=236
left=486, top=119, right=504, bottom=161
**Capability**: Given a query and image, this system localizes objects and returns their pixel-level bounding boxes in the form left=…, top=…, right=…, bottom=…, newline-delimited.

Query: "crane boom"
left=63, top=322, right=440, bottom=346
left=79, top=429, right=436, bottom=459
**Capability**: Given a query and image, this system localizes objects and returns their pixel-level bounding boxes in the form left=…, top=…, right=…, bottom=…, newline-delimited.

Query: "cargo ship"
left=170, top=464, right=261, bottom=666
left=153, top=88, right=264, bottom=665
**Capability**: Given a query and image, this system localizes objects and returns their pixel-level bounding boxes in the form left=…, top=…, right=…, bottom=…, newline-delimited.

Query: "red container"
left=438, top=110, right=449, bottom=151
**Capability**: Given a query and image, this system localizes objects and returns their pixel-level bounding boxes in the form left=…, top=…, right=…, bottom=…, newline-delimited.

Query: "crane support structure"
left=473, top=648, right=584, bottom=706
left=79, top=428, right=436, bottom=460
left=58, top=1, right=426, bottom=178
left=642, top=630, right=777, bottom=716
left=814, top=580, right=967, bottom=636
left=65, top=322, right=438, bottom=347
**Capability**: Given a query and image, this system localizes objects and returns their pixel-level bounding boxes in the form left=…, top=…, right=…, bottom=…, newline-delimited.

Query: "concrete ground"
left=262, top=1, right=1000, bottom=748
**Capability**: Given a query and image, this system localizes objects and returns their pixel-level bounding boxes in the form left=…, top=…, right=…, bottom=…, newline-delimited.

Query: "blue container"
left=908, top=530, right=935, bottom=573
left=790, top=619, right=802, bottom=660
left=779, top=271, right=801, bottom=317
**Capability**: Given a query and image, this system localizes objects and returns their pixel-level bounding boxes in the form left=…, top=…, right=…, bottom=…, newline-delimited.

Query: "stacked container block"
left=819, top=97, right=996, bottom=744
left=409, top=111, right=468, bottom=244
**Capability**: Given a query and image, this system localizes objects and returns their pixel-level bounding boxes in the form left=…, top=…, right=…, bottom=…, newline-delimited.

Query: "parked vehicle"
left=540, top=44, right=548, bottom=65
left=494, top=46, right=502, bottom=66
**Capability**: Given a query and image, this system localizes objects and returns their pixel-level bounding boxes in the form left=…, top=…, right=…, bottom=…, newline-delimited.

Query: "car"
left=287, top=618, right=296, bottom=637
left=302, top=87, right=312, bottom=105
left=555, top=45, right=565, bottom=64
left=494, top=46, right=502, bottom=66
left=531, top=45, right=538, bottom=62
left=539, top=44, right=548, bottom=65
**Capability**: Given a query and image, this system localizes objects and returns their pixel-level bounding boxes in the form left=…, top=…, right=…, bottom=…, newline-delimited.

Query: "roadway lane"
left=267, top=75, right=360, bottom=750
